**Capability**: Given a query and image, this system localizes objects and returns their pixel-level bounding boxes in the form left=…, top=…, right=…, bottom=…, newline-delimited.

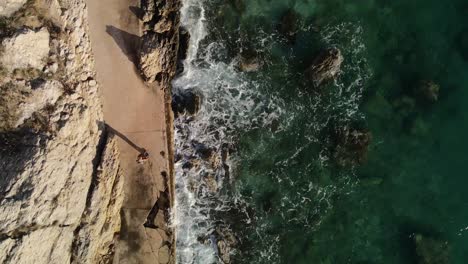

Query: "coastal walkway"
left=86, top=0, right=172, bottom=263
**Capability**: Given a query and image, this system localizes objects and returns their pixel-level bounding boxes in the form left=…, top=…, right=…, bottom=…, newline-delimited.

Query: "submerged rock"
left=277, top=9, right=300, bottom=43
left=172, top=89, right=201, bottom=117
left=305, top=47, right=344, bottom=88
left=415, top=80, right=440, bottom=103
left=414, top=234, right=450, bottom=264
left=332, top=126, right=372, bottom=167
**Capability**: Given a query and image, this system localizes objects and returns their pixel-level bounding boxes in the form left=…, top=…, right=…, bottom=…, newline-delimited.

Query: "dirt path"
left=86, top=0, right=172, bottom=263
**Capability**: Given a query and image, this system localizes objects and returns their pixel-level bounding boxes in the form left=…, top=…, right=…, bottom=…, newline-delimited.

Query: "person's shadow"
left=105, top=25, right=141, bottom=67
left=105, top=123, right=146, bottom=154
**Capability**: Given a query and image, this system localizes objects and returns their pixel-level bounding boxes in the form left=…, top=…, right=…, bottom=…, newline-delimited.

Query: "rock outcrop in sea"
left=306, top=47, right=344, bottom=88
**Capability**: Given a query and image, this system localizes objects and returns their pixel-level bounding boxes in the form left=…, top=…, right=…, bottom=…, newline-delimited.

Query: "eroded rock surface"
left=139, top=0, right=181, bottom=84
left=1, top=28, right=50, bottom=72
left=306, top=47, right=344, bottom=88
left=0, top=0, right=124, bottom=263
left=0, top=0, right=27, bottom=17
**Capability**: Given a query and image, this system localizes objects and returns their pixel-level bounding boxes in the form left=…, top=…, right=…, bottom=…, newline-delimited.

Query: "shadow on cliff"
left=0, top=130, right=43, bottom=202
left=105, top=25, right=141, bottom=68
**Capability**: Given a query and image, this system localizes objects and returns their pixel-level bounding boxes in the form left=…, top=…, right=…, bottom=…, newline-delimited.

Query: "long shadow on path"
left=105, top=123, right=146, bottom=154
left=105, top=25, right=141, bottom=67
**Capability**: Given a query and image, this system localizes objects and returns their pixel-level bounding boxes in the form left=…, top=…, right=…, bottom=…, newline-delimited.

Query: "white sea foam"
left=173, top=1, right=371, bottom=262
left=173, top=1, right=283, bottom=263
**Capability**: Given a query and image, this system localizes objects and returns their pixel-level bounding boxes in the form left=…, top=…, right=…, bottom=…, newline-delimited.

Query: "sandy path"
left=86, top=0, right=171, bottom=263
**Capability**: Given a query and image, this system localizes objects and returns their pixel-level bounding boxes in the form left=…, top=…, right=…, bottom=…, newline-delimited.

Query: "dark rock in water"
left=214, top=227, right=238, bottom=264
left=192, top=141, right=214, bottom=159
left=413, top=234, right=450, bottom=264
left=277, top=9, right=300, bottom=43
left=415, top=80, right=439, bottom=103
left=176, top=27, right=190, bottom=75
left=306, top=47, right=344, bottom=88
left=332, top=126, right=372, bottom=167
left=172, top=89, right=201, bottom=117
left=239, top=54, right=261, bottom=72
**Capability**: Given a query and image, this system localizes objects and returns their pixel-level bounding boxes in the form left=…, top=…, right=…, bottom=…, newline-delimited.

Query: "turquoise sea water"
left=176, top=0, right=468, bottom=263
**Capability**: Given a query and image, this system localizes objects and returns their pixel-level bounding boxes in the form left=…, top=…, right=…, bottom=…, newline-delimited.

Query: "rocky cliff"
left=0, top=0, right=123, bottom=263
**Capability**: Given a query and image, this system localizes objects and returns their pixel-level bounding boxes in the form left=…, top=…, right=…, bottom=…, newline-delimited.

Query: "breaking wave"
left=172, top=0, right=371, bottom=263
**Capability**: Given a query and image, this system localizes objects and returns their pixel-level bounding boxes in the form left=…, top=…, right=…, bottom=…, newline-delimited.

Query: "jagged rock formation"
left=0, top=0, right=124, bottom=263
left=139, top=0, right=181, bottom=84
left=306, top=47, right=344, bottom=88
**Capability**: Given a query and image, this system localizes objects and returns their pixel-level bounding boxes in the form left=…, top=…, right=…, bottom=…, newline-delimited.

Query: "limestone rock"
left=138, top=0, right=181, bottom=84
left=15, top=80, right=63, bottom=127
left=306, top=47, right=344, bottom=88
left=1, top=28, right=50, bottom=72
left=0, top=1, right=124, bottom=263
left=0, top=0, right=27, bottom=17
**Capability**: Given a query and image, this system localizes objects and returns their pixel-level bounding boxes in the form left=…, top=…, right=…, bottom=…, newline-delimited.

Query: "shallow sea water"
left=174, top=0, right=468, bottom=263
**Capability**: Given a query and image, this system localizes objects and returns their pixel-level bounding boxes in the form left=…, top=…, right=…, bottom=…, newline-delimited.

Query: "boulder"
left=415, top=80, right=439, bottom=103
left=0, top=0, right=27, bottom=17
left=414, top=234, right=450, bottom=264
left=306, top=47, right=343, bottom=88
left=1, top=28, right=50, bottom=72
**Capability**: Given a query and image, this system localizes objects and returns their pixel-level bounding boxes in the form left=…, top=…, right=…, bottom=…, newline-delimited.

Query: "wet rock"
left=277, top=9, right=300, bottom=43
left=1, top=28, right=50, bottom=72
left=306, top=47, right=344, bottom=88
left=214, top=227, right=238, bottom=264
left=176, top=27, right=190, bottom=75
left=239, top=55, right=261, bottom=72
left=203, top=173, right=218, bottom=193
left=332, top=125, right=372, bottom=167
left=415, top=80, right=440, bottom=103
left=172, top=89, right=201, bottom=117
left=192, top=141, right=214, bottom=160
left=238, top=47, right=261, bottom=72
left=413, top=234, right=450, bottom=264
